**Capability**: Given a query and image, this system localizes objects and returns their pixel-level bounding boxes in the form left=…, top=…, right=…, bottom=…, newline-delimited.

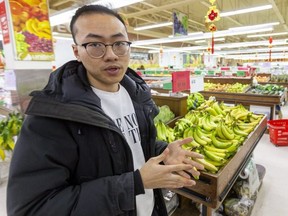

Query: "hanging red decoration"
left=268, top=36, right=273, bottom=62
left=205, top=1, right=220, bottom=55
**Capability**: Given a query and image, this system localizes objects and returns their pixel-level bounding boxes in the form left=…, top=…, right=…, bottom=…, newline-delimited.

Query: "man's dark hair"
left=70, top=4, right=126, bottom=43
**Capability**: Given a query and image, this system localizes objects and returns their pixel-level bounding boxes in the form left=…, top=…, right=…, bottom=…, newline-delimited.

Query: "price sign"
left=172, top=71, right=190, bottom=93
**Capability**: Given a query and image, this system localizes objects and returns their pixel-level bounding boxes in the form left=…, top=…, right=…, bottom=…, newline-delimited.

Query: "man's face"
left=72, top=13, right=130, bottom=92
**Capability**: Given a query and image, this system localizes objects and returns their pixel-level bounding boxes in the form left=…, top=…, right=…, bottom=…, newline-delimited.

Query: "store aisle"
left=252, top=133, right=288, bottom=216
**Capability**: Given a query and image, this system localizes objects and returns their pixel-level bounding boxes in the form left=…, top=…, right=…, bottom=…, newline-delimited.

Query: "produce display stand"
left=199, top=90, right=286, bottom=120
left=173, top=117, right=267, bottom=216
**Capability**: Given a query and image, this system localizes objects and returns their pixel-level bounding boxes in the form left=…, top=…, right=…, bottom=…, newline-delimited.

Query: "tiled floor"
left=1, top=106, right=288, bottom=216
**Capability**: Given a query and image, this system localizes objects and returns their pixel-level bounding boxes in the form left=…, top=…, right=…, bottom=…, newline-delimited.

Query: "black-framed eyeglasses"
left=78, top=41, right=132, bottom=58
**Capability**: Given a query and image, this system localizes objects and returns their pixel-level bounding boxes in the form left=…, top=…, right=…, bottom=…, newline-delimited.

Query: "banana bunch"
left=187, top=92, right=205, bottom=110
left=0, top=112, right=24, bottom=160
left=26, top=18, right=52, bottom=39
left=155, top=121, right=175, bottom=143
left=173, top=117, right=195, bottom=139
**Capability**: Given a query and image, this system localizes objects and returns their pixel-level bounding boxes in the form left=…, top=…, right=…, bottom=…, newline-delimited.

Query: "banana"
left=224, top=113, right=233, bottom=125
left=195, top=126, right=212, bottom=144
left=225, top=142, right=240, bottom=153
left=230, top=107, right=242, bottom=118
left=212, top=102, right=225, bottom=116
left=193, top=127, right=208, bottom=146
left=206, top=107, right=219, bottom=116
left=220, top=121, right=235, bottom=140
left=235, top=111, right=250, bottom=121
left=233, top=126, right=249, bottom=136
left=204, top=145, right=228, bottom=153
left=211, top=132, right=233, bottom=149
left=155, top=122, right=166, bottom=141
left=204, top=149, right=226, bottom=162
left=204, top=157, right=227, bottom=167
left=216, top=124, right=227, bottom=139
left=203, top=115, right=217, bottom=131
left=205, top=149, right=226, bottom=158
left=194, top=158, right=218, bottom=173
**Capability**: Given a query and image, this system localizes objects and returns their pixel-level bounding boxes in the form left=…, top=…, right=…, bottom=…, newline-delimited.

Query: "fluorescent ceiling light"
left=95, top=0, right=143, bottom=8
left=134, top=22, right=173, bottom=31
left=133, top=24, right=274, bottom=46
left=247, top=32, right=288, bottom=38
left=221, top=4, right=272, bottom=17
left=168, top=31, right=204, bottom=38
left=146, top=39, right=287, bottom=54
left=50, top=0, right=143, bottom=26
left=195, top=38, right=225, bottom=43
left=228, top=22, right=279, bottom=31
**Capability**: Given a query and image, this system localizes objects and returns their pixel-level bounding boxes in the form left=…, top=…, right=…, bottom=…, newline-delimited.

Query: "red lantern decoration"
left=269, top=36, right=273, bottom=61
left=205, top=1, right=220, bottom=55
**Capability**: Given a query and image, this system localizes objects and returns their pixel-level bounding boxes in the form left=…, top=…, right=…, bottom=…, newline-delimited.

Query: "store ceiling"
left=48, top=0, right=288, bottom=55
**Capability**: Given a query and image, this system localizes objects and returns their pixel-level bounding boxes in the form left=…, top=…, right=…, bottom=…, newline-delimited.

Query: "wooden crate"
left=152, top=94, right=188, bottom=117
left=174, top=116, right=267, bottom=209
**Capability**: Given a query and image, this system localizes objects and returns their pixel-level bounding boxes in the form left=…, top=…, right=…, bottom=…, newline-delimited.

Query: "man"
left=7, top=4, right=203, bottom=216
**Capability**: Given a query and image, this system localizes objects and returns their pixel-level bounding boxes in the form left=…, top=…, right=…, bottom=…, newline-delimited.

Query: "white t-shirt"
left=92, top=85, right=154, bottom=216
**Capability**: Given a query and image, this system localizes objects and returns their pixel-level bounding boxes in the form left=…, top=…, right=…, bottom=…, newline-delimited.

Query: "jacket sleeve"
left=7, top=116, right=141, bottom=216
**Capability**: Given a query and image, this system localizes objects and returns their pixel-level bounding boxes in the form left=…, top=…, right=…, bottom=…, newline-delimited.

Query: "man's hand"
left=164, top=138, right=205, bottom=179
left=139, top=148, right=196, bottom=189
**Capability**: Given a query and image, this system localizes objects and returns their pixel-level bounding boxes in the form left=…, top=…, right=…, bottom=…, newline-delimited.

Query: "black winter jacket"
left=7, top=60, right=168, bottom=216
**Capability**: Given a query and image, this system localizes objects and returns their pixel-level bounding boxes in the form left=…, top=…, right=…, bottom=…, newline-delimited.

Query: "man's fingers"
left=152, top=148, right=169, bottom=163
left=186, top=151, right=204, bottom=159
left=184, top=157, right=205, bottom=170
left=177, top=137, right=193, bottom=146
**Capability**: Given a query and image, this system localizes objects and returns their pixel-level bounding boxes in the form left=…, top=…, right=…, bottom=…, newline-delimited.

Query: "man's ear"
left=72, top=45, right=81, bottom=62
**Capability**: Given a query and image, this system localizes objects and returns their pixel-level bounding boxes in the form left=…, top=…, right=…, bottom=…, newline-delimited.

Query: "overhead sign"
left=173, top=10, right=188, bottom=36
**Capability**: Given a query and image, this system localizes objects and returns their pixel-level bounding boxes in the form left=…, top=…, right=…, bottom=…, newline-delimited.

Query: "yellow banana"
left=194, top=158, right=218, bottom=173
left=193, top=127, right=208, bottom=146
left=212, top=102, right=225, bottom=115
left=216, top=124, right=226, bottom=139
left=204, top=145, right=228, bottom=153
left=204, top=149, right=226, bottom=162
left=204, top=157, right=227, bottom=167
left=233, top=126, right=249, bottom=137
left=211, top=132, right=233, bottom=149
left=206, top=107, right=219, bottom=116
left=195, top=126, right=212, bottom=144
left=220, top=121, right=235, bottom=140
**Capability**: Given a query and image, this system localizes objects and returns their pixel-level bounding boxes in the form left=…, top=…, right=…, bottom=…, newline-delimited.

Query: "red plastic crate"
left=267, top=119, right=288, bottom=146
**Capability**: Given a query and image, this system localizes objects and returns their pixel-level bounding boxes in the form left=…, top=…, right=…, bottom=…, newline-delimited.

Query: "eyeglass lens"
left=86, top=42, right=130, bottom=58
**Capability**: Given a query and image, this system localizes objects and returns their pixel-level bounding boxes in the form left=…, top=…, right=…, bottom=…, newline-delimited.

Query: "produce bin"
left=267, top=119, right=288, bottom=146
left=173, top=116, right=267, bottom=210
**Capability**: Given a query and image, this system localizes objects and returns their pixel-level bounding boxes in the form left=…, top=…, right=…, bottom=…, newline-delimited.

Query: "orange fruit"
left=9, top=1, right=23, bottom=15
